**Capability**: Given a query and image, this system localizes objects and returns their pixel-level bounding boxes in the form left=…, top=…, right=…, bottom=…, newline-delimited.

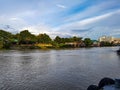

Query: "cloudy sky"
left=0, top=0, right=120, bottom=39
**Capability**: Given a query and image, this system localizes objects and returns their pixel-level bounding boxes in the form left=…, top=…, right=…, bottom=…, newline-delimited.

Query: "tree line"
left=0, top=29, right=95, bottom=49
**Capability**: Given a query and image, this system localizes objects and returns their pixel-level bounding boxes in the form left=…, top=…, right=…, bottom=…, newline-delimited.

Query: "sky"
left=0, top=0, right=120, bottom=40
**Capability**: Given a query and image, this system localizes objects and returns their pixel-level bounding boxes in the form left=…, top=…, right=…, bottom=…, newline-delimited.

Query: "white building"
left=99, top=36, right=120, bottom=44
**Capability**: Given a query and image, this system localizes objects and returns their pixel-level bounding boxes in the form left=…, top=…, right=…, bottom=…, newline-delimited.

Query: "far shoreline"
left=0, top=45, right=118, bottom=51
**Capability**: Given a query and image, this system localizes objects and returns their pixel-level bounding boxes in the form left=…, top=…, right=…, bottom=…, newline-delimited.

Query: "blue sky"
left=0, top=0, right=120, bottom=39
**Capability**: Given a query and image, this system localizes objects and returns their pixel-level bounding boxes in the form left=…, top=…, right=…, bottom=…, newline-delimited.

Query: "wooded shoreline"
left=0, top=29, right=118, bottom=49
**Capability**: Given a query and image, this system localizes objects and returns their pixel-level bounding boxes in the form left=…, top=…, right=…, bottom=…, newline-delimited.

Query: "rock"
left=87, top=85, right=99, bottom=90
left=98, top=77, right=115, bottom=89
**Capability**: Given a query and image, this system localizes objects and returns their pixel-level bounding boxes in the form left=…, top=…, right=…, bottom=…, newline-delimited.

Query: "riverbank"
left=0, top=43, right=79, bottom=50
left=0, top=44, right=119, bottom=50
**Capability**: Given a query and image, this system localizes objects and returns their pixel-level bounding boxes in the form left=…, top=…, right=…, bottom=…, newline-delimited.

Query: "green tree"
left=64, top=38, right=71, bottom=42
left=54, top=36, right=62, bottom=44
left=10, top=34, right=19, bottom=45
left=72, top=36, right=82, bottom=42
left=100, top=41, right=112, bottom=46
left=54, top=36, right=66, bottom=44
left=84, top=38, right=93, bottom=47
left=54, top=36, right=82, bottom=44
left=0, top=30, right=12, bottom=40
left=37, top=33, right=52, bottom=44
left=0, top=30, right=13, bottom=49
left=19, top=30, right=37, bottom=44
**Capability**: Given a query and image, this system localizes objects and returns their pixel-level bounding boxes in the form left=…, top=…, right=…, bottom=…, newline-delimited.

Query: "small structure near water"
left=87, top=77, right=120, bottom=90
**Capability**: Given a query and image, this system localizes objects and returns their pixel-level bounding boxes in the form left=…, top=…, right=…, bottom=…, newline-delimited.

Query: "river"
left=0, top=47, right=120, bottom=90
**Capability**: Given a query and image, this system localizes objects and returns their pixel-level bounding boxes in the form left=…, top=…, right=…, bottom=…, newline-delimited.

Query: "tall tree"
left=84, top=38, right=93, bottom=47
left=0, top=30, right=12, bottom=40
left=0, top=30, right=13, bottom=48
left=54, top=36, right=63, bottom=44
left=19, top=30, right=37, bottom=44
left=72, top=36, right=82, bottom=42
left=37, top=33, right=52, bottom=44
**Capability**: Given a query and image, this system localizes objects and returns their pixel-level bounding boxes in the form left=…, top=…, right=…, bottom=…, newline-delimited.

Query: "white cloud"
left=57, top=9, right=120, bottom=30
left=52, top=9, right=120, bottom=39
left=16, top=10, right=37, bottom=18
left=21, top=24, right=78, bottom=39
left=0, top=15, right=28, bottom=33
left=56, top=4, right=67, bottom=9
left=21, top=24, right=53, bottom=35
left=64, top=0, right=120, bottom=23
left=0, top=0, right=120, bottom=39
left=77, top=11, right=115, bottom=26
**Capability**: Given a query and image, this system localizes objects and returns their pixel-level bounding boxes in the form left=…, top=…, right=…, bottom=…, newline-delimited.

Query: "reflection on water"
left=0, top=47, right=120, bottom=90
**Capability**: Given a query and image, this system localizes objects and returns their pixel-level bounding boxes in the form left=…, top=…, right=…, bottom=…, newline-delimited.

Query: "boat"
left=87, top=77, right=120, bottom=90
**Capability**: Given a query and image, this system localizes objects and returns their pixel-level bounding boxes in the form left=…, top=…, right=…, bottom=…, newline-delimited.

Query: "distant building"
left=99, top=36, right=120, bottom=44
